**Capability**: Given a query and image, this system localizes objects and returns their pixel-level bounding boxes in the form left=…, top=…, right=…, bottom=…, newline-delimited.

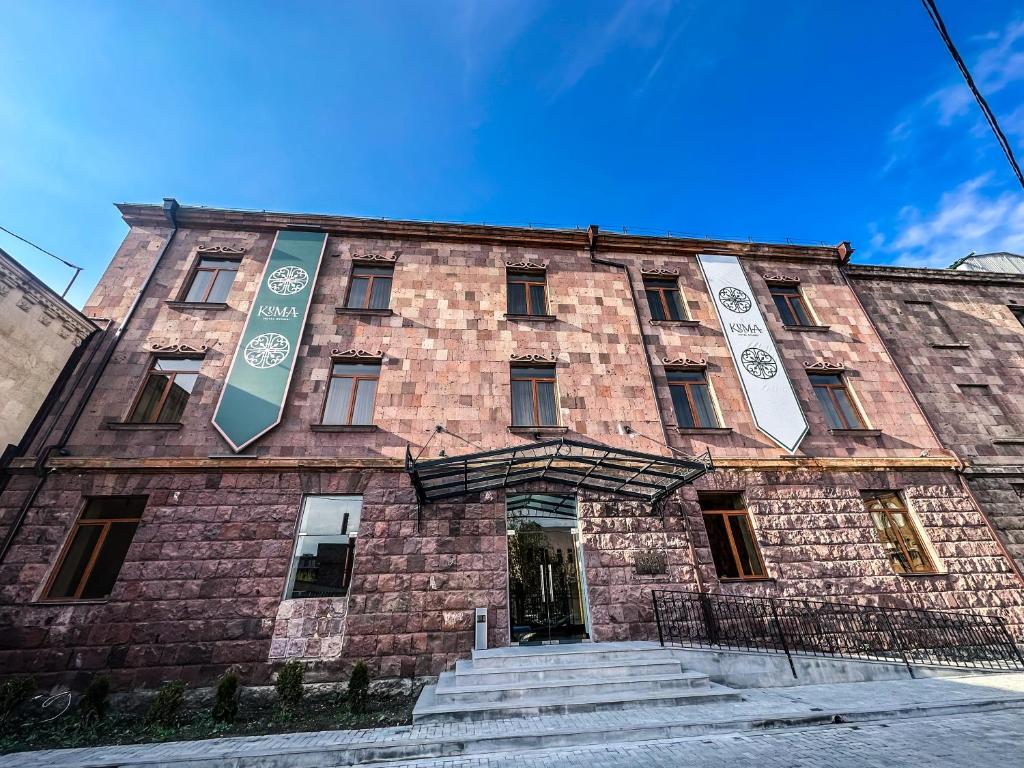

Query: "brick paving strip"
left=4, top=674, right=1024, bottom=768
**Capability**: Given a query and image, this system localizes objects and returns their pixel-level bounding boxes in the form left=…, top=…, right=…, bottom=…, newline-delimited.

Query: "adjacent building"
left=1, top=200, right=1022, bottom=690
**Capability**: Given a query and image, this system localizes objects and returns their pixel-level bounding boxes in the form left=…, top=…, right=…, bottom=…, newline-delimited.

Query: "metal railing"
left=652, top=590, right=1024, bottom=677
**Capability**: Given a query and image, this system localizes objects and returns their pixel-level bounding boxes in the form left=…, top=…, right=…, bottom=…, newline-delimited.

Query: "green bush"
left=275, top=660, right=305, bottom=712
left=145, top=681, right=186, bottom=727
left=347, top=662, right=370, bottom=714
left=79, top=675, right=111, bottom=724
left=0, top=676, right=35, bottom=726
left=212, top=671, right=240, bottom=724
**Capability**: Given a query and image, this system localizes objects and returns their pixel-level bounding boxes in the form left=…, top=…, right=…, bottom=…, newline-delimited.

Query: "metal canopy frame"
left=406, top=437, right=712, bottom=507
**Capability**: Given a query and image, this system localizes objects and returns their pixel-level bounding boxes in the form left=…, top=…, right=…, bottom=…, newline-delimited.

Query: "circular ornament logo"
left=267, top=266, right=309, bottom=296
left=244, top=332, right=291, bottom=369
left=740, top=347, right=778, bottom=379
left=718, top=286, right=752, bottom=313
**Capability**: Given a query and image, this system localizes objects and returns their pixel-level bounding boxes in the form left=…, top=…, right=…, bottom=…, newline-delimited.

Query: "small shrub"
left=145, top=680, right=186, bottom=727
left=275, top=660, right=305, bottom=712
left=347, top=662, right=370, bottom=714
left=0, top=676, right=35, bottom=726
left=212, top=671, right=240, bottom=724
left=79, top=675, right=111, bottom=725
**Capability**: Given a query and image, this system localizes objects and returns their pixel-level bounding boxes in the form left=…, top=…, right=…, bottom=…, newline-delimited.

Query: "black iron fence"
left=652, top=590, right=1024, bottom=677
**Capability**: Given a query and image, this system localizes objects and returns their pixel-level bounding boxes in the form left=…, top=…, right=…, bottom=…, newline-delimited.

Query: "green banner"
left=213, top=230, right=327, bottom=451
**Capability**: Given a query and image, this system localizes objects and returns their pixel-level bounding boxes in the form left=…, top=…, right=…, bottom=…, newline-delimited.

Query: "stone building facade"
left=848, top=265, right=1024, bottom=579
left=0, top=247, right=95, bottom=451
left=1, top=201, right=1022, bottom=691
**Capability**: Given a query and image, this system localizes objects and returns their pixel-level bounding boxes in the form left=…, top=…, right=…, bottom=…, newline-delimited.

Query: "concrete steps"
left=413, top=641, right=741, bottom=723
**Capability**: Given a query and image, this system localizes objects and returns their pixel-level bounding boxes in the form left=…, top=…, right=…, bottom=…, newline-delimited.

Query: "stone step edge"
left=29, top=693, right=1024, bottom=768
left=472, top=643, right=668, bottom=661
left=437, top=670, right=709, bottom=695
left=454, top=658, right=685, bottom=677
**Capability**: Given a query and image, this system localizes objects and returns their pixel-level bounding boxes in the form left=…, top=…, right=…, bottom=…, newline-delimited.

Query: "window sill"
left=717, top=577, right=775, bottom=583
left=508, top=425, right=568, bottom=438
left=676, top=427, right=732, bottom=435
left=166, top=301, right=229, bottom=311
left=310, top=424, right=379, bottom=432
left=504, top=313, right=557, bottom=323
left=31, top=598, right=109, bottom=606
left=828, top=428, right=883, bottom=437
left=895, top=571, right=947, bottom=578
left=334, top=307, right=393, bottom=317
left=106, top=421, right=183, bottom=431
left=992, top=437, right=1024, bottom=445
left=649, top=319, right=700, bottom=327
left=783, top=324, right=831, bottom=333
left=930, top=342, right=970, bottom=349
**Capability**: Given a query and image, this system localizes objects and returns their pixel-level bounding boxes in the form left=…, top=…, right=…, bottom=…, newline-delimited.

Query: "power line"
left=0, top=224, right=83, bottom=298
left=920, top=0, right=1024, bottom=190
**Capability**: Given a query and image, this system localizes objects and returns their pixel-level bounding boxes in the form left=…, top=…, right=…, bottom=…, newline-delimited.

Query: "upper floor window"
left=644, top=278, right=686, bottom=321
left=511, top=365, right=559, bottom=426
left=809, top=373, right=865, bottom=430
left=321, top=361, right=380, bottom=425
left=667, top=369, right=720, bottom=428
left=507, top=271, right=548, bottom=316
left=862, top=491, right=937, bottom=574
left=44, top=496, right=145, bottom=601
left=1011, top=305, right=1024, bottom=328
left=345, top=265, right=393, bottom=310
left=698, top=493, right=767, bottom=581
left=183, top=257, right=240, bottom=303
left=768, top=282, right=813, bottom=326
left=128, top=358, right=202, bottom=424
left=285, top=495, right=361, bottom=599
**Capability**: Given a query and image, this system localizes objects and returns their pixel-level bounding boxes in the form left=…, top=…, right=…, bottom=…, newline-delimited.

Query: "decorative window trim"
left=662, top=356, right=707, bottom=370
left=762, top=272, right=801, bottom=284
left=510, top=353, right=557, bottom=364
left=640, top=267, right=680, bottom=277
left=196, top=244, right=247, bottom=255
left=804, top=359, right=845, bottom=372
left=146, top=343, right=210, bottom=357
left=505, top=259, right=547, bottom=271
left=330, top=348, right=384, bottom=360
left=351, top=252, right=399, bottom=264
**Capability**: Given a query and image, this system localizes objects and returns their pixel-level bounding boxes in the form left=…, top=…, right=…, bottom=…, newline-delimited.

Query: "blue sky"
left=2, top=1, right=1023, bottom=307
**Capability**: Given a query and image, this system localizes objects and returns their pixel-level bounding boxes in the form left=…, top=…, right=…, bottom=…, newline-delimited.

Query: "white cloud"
left=883, top=175, right=1024, bottom=267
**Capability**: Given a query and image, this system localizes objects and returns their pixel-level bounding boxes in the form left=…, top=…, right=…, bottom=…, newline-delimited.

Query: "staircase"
left=412, top=641, right=740, bottom=723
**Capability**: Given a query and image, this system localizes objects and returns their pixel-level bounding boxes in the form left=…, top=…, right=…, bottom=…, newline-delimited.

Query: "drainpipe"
left=587, top=224, right=705, bottom=595
left=0, top=198, right=180, bottom=565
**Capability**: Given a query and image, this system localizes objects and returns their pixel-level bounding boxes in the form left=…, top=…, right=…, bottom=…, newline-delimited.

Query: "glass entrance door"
left=507, top=494, right=589, bottom=645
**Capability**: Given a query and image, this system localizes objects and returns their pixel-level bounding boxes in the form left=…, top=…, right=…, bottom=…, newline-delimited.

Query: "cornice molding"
left=331, top=348, right=384, bottom=359
left=846, top=263, right=1024, bottom=287
left=662, top=356, right=707, bottom=369
left=510, top=353, right=557, bottom=364
left=804, top=359, right=845, bottom=372
left=0, top=253, right=95, bottom=341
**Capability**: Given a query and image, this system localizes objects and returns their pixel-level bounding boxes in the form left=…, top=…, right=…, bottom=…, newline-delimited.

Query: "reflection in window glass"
left=286, top=496, right=362, bottom=599
left=863, top=491, right=936, bottom=574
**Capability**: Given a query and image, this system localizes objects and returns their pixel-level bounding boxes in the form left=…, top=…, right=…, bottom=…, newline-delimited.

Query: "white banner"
left=698, top=254, right=808, bottom=453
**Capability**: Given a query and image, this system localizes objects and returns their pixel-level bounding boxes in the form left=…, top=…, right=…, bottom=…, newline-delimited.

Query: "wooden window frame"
left=700, top=503, right=768, bottom=581
left=319, top=360, right=381, bottom=426
left=667, top=369, right=720, bottom=428
left=809, top=373, right=866, bottom=430
left=345, top=264, right=394, bottom=310
left=862, top=491, right=938, bottom=575
left=511, top=366, right=559, bottom=427
left=41, top=496, right=145, bottom=602
left=126, top=357, right=202, bottom=424
left=506, top=271, right=548, bottom=316
left=643, top=278, right=686, bottom=321
left=181, top=256, right=241, bottom=303
left=768, top=282, right=813, bottom=326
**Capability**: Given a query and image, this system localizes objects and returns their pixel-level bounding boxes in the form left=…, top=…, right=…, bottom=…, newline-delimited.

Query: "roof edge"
left=0, top=247, right=97, bottom=333
left=846, top=262, right=1024, bottom=286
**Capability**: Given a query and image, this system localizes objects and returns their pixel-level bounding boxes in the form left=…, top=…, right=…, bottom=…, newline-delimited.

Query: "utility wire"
left=0, top=224, right=84, bottom=297
left=921, top=0, right=1024, bottom=190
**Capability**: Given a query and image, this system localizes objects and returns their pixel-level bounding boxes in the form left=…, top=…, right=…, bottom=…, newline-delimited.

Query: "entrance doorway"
left=506, top=494, right=589, bottom=644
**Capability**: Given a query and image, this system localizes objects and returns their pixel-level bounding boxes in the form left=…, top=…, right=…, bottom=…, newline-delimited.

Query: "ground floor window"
left=862, top=491, right=937, bottom=574
left=44, top=496, right=145, bottom=601
left=285, top=495, right=362, bottom=599
left=698, top=493, right=767, bottom=580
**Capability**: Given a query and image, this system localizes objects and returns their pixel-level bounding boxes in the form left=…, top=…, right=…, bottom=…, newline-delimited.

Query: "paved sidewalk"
left=4, top=673, right=1024, bottom=767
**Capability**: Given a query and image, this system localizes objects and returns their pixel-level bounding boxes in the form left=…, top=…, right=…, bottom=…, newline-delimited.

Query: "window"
left=321, top=361, right=380, bottom=425
left=862, top=491, right=937, bottom=574
left=809, top=373, right=865, bottom=430
left=345, top=265, right=393, bottom=309
left=511, top=366, right=559, bottom=426
left=285, top=495, right=361, bottom=599
left=1011, top=306, right=1024, bottom=328
left=507, top=271, right=548, bottom=316
left=183, top=257, right=239, bottom=303
left=667, top=370, right=720, bottom=428
left=768, top=283, right=812, bottom=326
left=44, top=496, right=145, bottom=601
left=127, top=358, right=202, bottom=424
left=698, top=493, right=766, bottom=580
left=644, top=278, right=686, bottom=321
